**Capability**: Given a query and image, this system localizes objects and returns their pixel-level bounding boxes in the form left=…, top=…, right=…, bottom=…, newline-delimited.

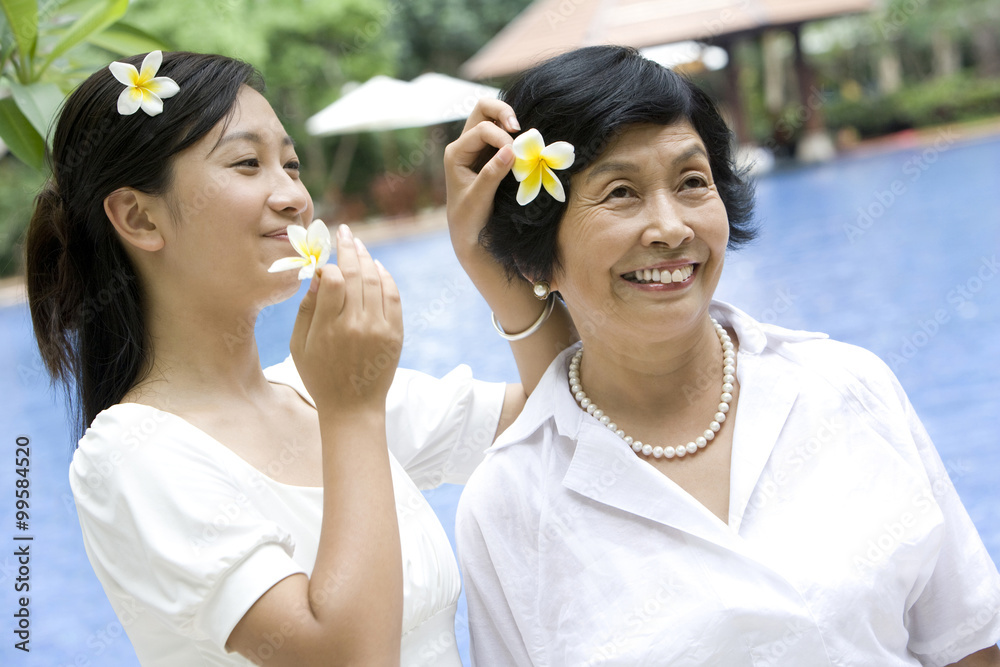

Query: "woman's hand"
left=443, top=98, right=577, bottom=421
left=232, top=224, right=405, bottom=665
left=444, top=98, right=519, bottom=257
left=290, top=223, right=403, bottom=412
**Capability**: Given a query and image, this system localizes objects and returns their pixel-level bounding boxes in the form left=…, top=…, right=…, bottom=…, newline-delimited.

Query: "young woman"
left=27, top=50, right=571, bottom=666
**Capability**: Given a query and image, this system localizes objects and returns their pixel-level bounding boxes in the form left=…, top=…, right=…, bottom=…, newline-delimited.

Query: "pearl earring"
left=532, top=281, right=550, bottom=300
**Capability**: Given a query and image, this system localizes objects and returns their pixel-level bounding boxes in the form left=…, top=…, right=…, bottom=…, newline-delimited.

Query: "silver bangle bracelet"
left=491, top=295, right=555, bottom=341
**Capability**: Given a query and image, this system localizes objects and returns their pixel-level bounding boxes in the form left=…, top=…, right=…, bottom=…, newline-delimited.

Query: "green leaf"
left=39, top=0, right=128, bottom=75
left=0, top=96, right=45, bottom=169
left=0, top=0, right=37, bottom=69
left=0, top=16, right=14, bottom=71
left=86, top=21, right=170, bottom=56
left=8, top=79, right=63, bottom=139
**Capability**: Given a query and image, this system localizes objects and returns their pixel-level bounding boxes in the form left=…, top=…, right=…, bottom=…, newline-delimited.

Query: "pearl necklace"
left=568, top=318, right=735, bottom=460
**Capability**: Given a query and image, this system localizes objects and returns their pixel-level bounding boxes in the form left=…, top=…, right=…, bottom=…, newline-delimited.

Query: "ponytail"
left=26, top=185, right=147, bottom=438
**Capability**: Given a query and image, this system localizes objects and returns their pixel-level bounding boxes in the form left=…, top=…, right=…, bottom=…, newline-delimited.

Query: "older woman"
left=451, top=46, right=1000, bottom=666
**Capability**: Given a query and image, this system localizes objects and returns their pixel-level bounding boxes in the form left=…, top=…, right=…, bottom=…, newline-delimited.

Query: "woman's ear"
left=104, top=188, right=165, bottom=252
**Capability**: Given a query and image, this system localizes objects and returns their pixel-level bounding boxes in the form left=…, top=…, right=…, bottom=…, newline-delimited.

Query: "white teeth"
left=628, top=265, right=695, bottom=284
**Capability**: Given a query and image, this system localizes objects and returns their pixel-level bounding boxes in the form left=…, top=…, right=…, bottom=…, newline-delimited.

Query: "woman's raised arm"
left=227, top=225, right=404, bottom=666
left=444, top=99, right=577, bottom=434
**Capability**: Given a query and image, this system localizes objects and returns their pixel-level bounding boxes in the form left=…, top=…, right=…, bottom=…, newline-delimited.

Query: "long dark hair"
left=26, top=51, right=264, bottom=437
left=481, top=45, right=757, bottom=283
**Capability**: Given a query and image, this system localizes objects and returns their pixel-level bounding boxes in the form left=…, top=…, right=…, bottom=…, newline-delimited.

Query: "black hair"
left=25, top=51, right=264, bottom=437
left=480, top=45, right=757, bottom=282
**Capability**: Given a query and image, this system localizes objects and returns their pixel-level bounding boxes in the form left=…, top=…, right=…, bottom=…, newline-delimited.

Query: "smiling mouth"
left=623, top=265, right=695, bottom=285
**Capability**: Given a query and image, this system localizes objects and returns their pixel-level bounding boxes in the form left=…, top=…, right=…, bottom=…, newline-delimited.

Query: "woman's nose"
left=268, top=171, right=310, bottom=216
left=640, top=194, right=695, bottom=248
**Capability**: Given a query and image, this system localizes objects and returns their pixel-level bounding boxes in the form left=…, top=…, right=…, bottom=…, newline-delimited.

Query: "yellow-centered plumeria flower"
left=267, top=220, right=332, bottom=280
left=511, top=128, right=575, bottom=205
left=108, top=51, right=180, bottom=117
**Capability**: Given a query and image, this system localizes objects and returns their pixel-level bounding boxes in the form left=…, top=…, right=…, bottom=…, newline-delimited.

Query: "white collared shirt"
left=456, top=301, right=1000, bottom=666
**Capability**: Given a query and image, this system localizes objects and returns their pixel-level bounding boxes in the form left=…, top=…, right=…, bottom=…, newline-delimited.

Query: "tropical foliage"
left=0, top=0, right=167, bottom=170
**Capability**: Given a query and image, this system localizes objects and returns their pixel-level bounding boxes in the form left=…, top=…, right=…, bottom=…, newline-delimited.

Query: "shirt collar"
left=488, top=300, right=827, bottom=456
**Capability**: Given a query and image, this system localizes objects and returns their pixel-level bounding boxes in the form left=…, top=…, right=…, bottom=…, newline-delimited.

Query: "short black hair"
left=480, top=45, right=757, bottom=282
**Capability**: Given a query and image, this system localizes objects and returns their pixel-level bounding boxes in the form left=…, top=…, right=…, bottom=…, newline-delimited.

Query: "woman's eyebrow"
left=211, top=131, right=295, bottom=152
left=674, top=144, right=709, bottom=165
left=585, top=161, right=638, bottom=183
left=585, top=145, right=709, bottom=183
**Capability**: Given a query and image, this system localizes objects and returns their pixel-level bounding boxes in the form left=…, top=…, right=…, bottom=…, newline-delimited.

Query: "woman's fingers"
left=447, top=120, right=515, bottom=172
left=462, top=97, right=519, bottom=134
left=375, top=259, right=403, bottom=330
left=353, top=237, right=382, bottom=315
left=290, top=269, right=321, bottom=363
left=335, top=224, right=363, bottom=310
left=471, top=144, right=515, bottom=195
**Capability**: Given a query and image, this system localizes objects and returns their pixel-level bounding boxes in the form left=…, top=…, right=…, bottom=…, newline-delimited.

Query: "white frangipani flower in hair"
left=511, top=128, right=575, bottom=205
left=109, top=50, right=180, bottom=117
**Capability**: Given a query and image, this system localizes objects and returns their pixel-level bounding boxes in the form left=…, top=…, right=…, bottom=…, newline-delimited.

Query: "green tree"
left=388, top=0, right=532, bottom=80
left=124, top=0, right=399, bottom=196
left=0, top=0, right=167, bottom=170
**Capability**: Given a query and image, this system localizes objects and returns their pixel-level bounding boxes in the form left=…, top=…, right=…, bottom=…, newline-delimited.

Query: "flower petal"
left=316, top=246, right=331, bottom=268
left=512, top=129, right=544, bottom=162
left=139, top=51, right=163, bottom=83
left=541, top=164, right=566, bottom=202
left=147, top=77, right=180, bottom=99
left=305, top=219, right=331, bottom=247
left=516, top=165, right=542, bottom=205
left=117, top=87, right=142, bottom=115
left=268, top=256, right=309, bottom=273
left=541, top=141, right=575, bottom=170
left=139, top=92, right=164, bottom=117
left=109, top=61, right=139, bottom=86
left=297, top=261, right=318, bottom=281
left=512, top=155, right=537, bottom=182
left=286, top=225, right=309, bottom=256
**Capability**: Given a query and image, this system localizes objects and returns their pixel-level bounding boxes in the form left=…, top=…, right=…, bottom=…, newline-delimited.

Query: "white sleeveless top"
left=69, top=358, right=505, bottom=666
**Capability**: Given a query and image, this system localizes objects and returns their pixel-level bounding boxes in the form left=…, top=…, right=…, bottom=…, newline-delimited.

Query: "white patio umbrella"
left=306, top=73, right=500, bottom=137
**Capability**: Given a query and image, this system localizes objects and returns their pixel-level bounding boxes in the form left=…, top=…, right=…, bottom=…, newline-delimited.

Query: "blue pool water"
left=2, top=132, right=998, bottom=665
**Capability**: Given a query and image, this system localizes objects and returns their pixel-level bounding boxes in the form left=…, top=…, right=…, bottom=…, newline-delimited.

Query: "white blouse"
left=456, top=301, right=1000, bottom=667
left=69, top=359, right=505, bottom=666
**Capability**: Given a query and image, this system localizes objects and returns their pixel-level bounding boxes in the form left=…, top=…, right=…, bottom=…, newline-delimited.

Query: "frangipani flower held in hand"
left=268, top=220, right=332, bottom=280
left=511, top=128, right=575, bottom=205
left=109, top=50, right=180, bottom=117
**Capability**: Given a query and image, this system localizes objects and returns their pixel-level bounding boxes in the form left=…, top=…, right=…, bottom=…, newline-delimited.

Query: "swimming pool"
left=2, top=131, right=998, bottom=665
